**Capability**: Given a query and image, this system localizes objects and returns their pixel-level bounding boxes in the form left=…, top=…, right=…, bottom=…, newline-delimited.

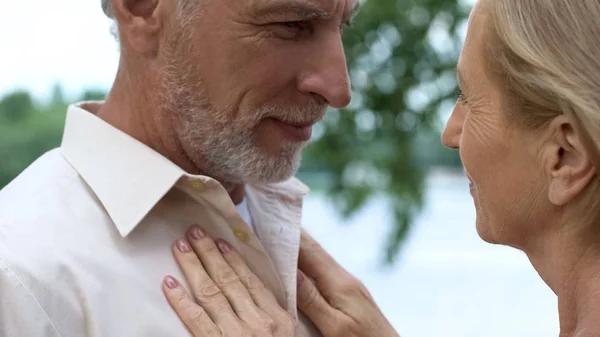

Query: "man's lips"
left=268, top=118, right=315, bottom=142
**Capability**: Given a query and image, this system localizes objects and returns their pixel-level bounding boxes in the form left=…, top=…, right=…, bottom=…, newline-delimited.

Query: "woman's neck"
left=524, top=226, right=600, bottom=336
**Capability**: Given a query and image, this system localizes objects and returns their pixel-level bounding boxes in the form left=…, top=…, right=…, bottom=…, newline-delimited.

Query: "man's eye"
left=270, top=21, right=310, bottom=39
left=276, top=21, right=307, bottom=30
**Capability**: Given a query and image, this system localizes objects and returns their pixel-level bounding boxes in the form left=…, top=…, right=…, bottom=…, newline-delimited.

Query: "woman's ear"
left=111, top=0, right=163, bottom=56
left=543, top=115, right=596, bottom=206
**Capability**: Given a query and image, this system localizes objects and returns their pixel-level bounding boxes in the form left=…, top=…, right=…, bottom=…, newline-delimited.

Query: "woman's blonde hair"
left=485, top=0, right=600, bottom=223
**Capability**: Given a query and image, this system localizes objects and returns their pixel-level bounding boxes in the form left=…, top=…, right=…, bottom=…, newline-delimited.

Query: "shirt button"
left=189, top=180, right=204, bottom=191
left=233, top=228, right=250, bottom=243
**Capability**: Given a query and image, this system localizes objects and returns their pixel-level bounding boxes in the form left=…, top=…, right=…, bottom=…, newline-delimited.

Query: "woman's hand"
left=296, top=231, right=400, bottom=337
left=161, top=225, right=294, bottom=337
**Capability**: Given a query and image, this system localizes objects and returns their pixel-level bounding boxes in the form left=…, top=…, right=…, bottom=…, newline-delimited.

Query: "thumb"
left=296, top=270, right=338, bottom=331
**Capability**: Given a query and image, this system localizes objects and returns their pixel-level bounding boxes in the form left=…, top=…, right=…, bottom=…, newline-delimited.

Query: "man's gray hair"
left=101, top=0, right=114, bottom=18
left=100, top=0, right=195, bottom=20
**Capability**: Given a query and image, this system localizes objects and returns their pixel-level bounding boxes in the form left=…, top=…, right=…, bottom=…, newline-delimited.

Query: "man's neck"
left=95, top=67, right=245, bottom=204
left=523, top=224, right=600, bottom=337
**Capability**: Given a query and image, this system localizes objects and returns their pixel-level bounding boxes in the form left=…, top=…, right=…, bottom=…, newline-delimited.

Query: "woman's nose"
left=441, top=105, right=464, bottom=149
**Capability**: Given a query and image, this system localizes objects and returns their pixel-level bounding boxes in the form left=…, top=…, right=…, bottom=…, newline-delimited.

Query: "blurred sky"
left=0, top=1, right=119, bottom=100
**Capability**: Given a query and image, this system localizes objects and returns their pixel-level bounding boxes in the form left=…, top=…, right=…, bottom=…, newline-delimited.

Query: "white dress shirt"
left=235, top=199, right=254, bottom=231
left=0, top=102, right=321, bottom=337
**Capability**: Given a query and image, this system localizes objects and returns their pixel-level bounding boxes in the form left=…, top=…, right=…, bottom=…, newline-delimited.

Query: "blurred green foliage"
left=0, top=0, right=467, bottom=263
left=305, top=0, right=469, bottom=261
left=0, top=88, right=65, bottom=187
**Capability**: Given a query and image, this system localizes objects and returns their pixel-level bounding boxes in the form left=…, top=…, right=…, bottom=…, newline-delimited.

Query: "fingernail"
left=165, top=276, right=179, bottom=289
left=297, top=270, right=304, bottom=287
left=176, top=239, right=192, bottom=253
left=189, top=225, right=206, bottom=240
left=216, top=240, right=232, bottom=254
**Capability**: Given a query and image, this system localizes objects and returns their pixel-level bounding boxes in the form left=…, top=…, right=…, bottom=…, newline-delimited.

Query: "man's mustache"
left=256, top=101, right=327, bottom=126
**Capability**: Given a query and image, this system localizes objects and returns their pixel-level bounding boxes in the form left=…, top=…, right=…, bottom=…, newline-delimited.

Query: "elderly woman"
left=161, top=0, right=600, bottom=336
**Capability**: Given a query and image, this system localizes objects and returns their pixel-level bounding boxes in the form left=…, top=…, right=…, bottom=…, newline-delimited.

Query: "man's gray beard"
left=179, top=101, right=306, bottom=185
left=158, top=53, right=321, bottom=185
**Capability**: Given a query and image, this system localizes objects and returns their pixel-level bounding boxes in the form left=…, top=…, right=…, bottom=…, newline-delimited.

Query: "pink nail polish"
left=176, top=239, right=192, bottom=253
left=189, top=226, right=206, bottom=240
left=216, top=240, right=232, bottom=254
left=165, top=276, right=179, bottom=289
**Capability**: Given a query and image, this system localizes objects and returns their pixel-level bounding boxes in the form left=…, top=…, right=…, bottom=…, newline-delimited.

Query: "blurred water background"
left=303, top=171, right=558, bottom=337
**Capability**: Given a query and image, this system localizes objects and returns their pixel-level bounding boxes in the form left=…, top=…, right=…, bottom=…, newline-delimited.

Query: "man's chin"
left=244, top=155, right=302, bottom=185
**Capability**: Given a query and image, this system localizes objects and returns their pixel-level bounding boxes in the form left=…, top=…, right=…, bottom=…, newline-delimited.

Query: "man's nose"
left=297, top=36, right=351, bottom=109
left=441, top=105, right=464, bottom=149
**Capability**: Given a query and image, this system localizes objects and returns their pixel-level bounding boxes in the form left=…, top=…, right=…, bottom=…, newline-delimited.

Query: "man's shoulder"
left=0, top=148, right=76, bottom=199
left=0, top=148, right=110, bottom=301
left=0, top=148, right=90, bottom=205
left=0, top=147, right=107, bottom=236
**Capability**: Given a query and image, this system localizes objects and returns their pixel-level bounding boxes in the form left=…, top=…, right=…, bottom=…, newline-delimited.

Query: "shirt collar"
left=60, top=102, right=310, bottom=237
left=61, top=102, right=185, bottom=237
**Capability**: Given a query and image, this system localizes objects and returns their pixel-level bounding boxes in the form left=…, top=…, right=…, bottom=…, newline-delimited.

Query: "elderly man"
left=0, top=0, right=355, bottom=335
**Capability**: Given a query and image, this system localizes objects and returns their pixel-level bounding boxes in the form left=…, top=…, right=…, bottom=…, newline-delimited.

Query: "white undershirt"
left=235, top=198, right=253, bottom=231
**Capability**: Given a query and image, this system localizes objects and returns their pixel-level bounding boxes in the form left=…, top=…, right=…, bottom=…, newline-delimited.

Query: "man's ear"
left=111, top=0, right=163, bottom=56
left=543, top=115, right=596, bottom=206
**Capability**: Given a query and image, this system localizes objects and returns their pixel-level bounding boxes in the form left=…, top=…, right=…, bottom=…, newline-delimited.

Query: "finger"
left=186, top=226, right=266, bottom=325
left=216, top=239, right=291, bottom=321
left=298, top=230, right=345, bottom=282
left=171, top=238, right=239, bottom=327
left=296, top=270, right=339, bottom=333
left=162, top=275, right=222, bottom=337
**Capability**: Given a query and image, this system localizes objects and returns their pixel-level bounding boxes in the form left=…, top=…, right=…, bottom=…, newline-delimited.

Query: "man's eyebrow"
left=250, top=0, right=361, bottom=24
left=250, top=2, right=331, bottom=21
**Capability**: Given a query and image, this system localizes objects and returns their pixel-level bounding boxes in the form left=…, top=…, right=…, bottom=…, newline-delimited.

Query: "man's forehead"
left=245, top=0, right=360, bottom=22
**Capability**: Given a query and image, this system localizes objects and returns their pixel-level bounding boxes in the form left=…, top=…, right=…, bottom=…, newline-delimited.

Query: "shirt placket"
left=174, top=175, right=288, bottom=308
